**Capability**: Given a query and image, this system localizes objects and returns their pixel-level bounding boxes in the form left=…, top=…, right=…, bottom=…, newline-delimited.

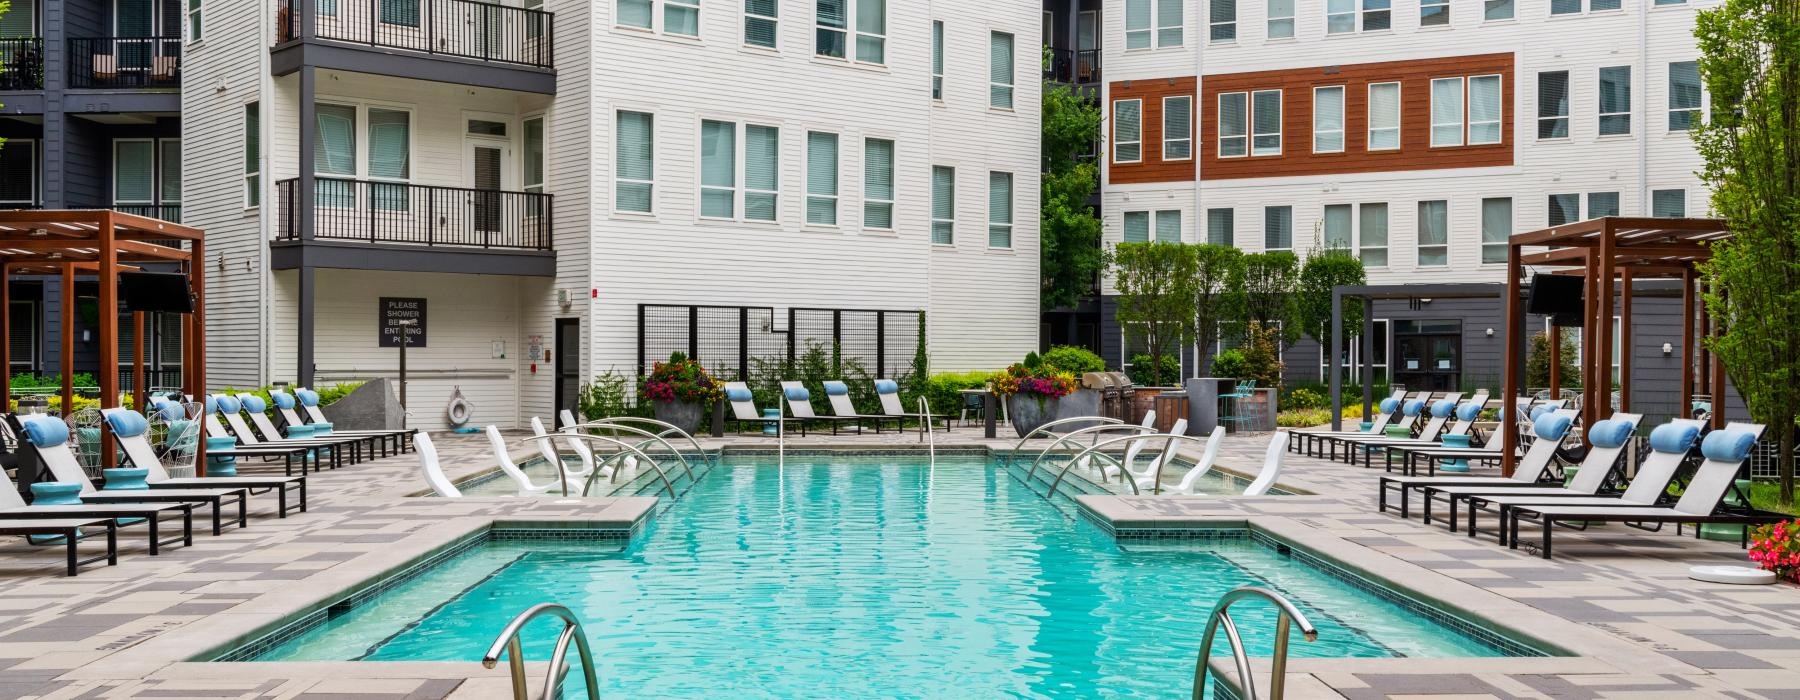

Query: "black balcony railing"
left=276, top=177, right=552, bottom=250
left=111, top=203, right=183, bottom=223
left=0, top=38, right=45, bottom=90
left=68, top=37, right=183, bottom=89
left=1045, top=47, right=1100, bottom=85
left=276, top=0, right=553, bottom=69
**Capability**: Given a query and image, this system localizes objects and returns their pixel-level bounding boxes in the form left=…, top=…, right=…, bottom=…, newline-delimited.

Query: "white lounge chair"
left=103, top=407, right=305, bottom=517
left=1419, top=413, right=1643, bottom=528
left=1157, top=426, right=1227, bottom=495
left=529, top=416, right=597, bottom=480
left=1244, top=431, right=1288, bottom=496
left=0, top=424, right=194, bottom=556
left=485, top=425, right=583, bottom=497
left=415, top=432, right=462, bottom=498
left=781, top=381, right=866, bottom=435
left=1378, top=409, right=1579, bottom=518
left=874, top=379, right=949, bottom=431
left=20, top=414, right=246, bottom=536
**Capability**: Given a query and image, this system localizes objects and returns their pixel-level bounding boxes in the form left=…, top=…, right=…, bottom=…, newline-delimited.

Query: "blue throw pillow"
left=105, top=410, right=151, bottom=439
left=1532, top=413, right=1572, bottom=441
left=874, top=379, right=899, bottom=394
left=783, top=386, right=811, bottom=402
left=1701, top=429, right=1757, bottom=462
left=1648, top=423, right=1699, bottom=454
left=216, top=395, right=241, bottom=413
left=21, top=416, right=70, bottom=448
left=1430, top=399, right=1456, bottom=418
left=240, top=394, right=268, bottom=413
left=1455, top=402, right=1482, bottom=422
left=1402, top=399, right=1425, bottom=417
left=1529, top=405, right=1552, bottom=421
left=1378, top=397, right=1401, bottom=415
left=270, top=391, right=297, bottom=410
left=724, top=387, right=754, bottom=402
left=204, top=395, right=220, bottom=414
left=822, top=381, right=850, bottom=396
left=296, top=388, right=321, bottom=406
left=1586, top=419, right=1632, bottom=449
left=153, top=400, right=185, bottom=422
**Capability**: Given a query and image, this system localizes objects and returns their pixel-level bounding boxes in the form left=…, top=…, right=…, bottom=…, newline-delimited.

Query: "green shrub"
left=1238, top=322, right=1285, bottom=389
left=1126, top=353, right=1180, bottom=386
left=1210, top=350, right=1247, bottom=379
left=1277, top=408, right=1332, bottom=428
left=748, top=341, right=883, bottom=416
left=215, top=385, right=275, bottom=413
left=919, top=371, right=995, bottom=418
left=1281, top=387, right=1326, bottom=411
left=578, top=369, right=643, bottom=421
left=313, top=382, right=364, bottom=406
left=1040, top=345, right=1106, bottom=375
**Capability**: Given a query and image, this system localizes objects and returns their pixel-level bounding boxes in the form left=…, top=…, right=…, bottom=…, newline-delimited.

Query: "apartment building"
left=179, top=0, right=1041, bottom=428
left=1094, top=0, right=1720, bottom=419
left=1, top=0, right=188, bottom=388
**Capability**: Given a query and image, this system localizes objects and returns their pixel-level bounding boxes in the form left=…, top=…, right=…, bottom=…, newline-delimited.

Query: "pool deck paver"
left=0, top=425, right=1794, bottom=698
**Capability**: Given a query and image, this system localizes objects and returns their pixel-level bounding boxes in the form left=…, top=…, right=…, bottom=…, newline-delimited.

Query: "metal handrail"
left=918, top=396, right=934, bottom=461
left=483, top=603, right=599, bottom=700
left=1192, top=586, right=1317, bottom=700
left=1008, top=416, right=1124, bottom=459
left=1021, top=423, right=1159, bottom=486
left=501, top=433, right=669, bottom=498
left=571, top=417, right=713, bottom=466
left=550, top=422, right=696, bottom=484
left=1055, top=432, right=1223, bottom=497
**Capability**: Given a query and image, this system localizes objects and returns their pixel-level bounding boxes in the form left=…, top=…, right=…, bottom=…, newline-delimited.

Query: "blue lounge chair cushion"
left=823, top=381, right=850, bottom=396
left=725, top=387, right=753, bottom=402
left=270, top=391, right=297, bottom=410
left=1378, top=397, right=1401, bottom=415
left=1586, top=419, right=1632, bottom=449
left=1701, top=429, right=1757, bottom=462
left=1529, top=405, right=1552, bottom=421
left=874, top=379, right=899, bottom=395
left=20, top=416, right=69, bottom=448
left=1430, top=399, right=1456, bottom=418
left=1532, top=413, right=1572, bottom=441
left=1402, top=400, right=1425, bottom=417
left=1648, top=423, right=1700, bottom=454
left=784, top=386, right=811, bottom=402
left=151, top=399, right=185, bottom=422
left=239, top=394, right=268, bottom=413
left=296, top=388, right=321, bottom=406
left=204, top=395, right=219, bottom=414
left=1455, top=402, right=1482, bottom=422
left=216, top=395, right=241, bottom=413
left=105, top=410, right=151, bottom=438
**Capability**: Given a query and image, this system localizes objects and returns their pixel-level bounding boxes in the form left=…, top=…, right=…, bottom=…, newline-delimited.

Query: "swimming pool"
left=244, top=455, right=1530, bottom=697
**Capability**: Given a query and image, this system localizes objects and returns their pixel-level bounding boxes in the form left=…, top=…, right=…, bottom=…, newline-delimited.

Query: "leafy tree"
left=1231, top=251, right=1301, bottom=349
left=903, top=311, right=930, bottom=408
left=1238, top=322, right=1287, bottom=390
left=1108, top=242, right=1199, bottom=387
left=1296, top=247, right=1367, bottom=354
left=1525, top=332, right=1581, bottom=390
left=1040, top=70, right=1104, bottom=310
left=1693, top=0, right=1800, bottom=505
left=1193, top=244, right=1244, bottom=376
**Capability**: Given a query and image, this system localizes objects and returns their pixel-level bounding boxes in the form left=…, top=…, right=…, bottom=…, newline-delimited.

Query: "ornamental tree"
left=1231, top=251, right=1301, bottom=349
left=1192, top=244, right=1244, bottom=376
left=1108, top=241, right=1199, bottom=386
left=1040, top=72, right=1104, bottom=310
left=1296, top=247, right=1367, bottom=355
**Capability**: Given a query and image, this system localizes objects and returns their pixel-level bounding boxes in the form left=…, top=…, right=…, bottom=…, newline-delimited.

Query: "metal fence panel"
left=638, top=304, right=921, bottom=381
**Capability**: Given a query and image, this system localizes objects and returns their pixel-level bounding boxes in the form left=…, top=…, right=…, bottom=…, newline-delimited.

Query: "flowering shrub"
left=989, top=363, right=1079, bottom=400
left=1749, top=519, right=1800, bottom=583
left=639, top=352, right=723, bottom=405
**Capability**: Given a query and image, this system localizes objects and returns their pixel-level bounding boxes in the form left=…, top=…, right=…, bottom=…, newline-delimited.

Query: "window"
left=0, top=140, right=34, bottom=206
left=1125, top=0, right=1183, bottom=48
left=806, top=131, right=839, bottom=225
left=380, top=0, right=421, bottom=27
left=1430, top=78, right=1464, bottom=147
left=931, top=166, right=954, bottom=244
left=1652, top=189, right=1686, bottom=218
left=745, top=125, right=779, bottom=221
left=1599, top=66, right=1632, bottom=136
left=1123, top=211, right=1150, bottom=242
left=616, top=110, right=655, bottom=213
left=1313, top=86, right=1345, bottom=153
left=313, top=103, right=357, bottom=207
left=1251, top=89, right=1282, bottom=156
left=1367, top=82, right=1400, bottom=150
left=1669, top=61, right=1702, bottom=131
left=990, top=32, right=1014, bottom=108
left=1327, top=0, right=1390, bottom=33
left=863, top=138, right=894, bottom=229
left=745, top=0, right=778, bottom=47
left=244, top=102, right=260, bottom=207
left=1211, top=0, right=1236, bottom=41
left=661, top=0, right=698, bottom=34
left=988, top=171, right=1013, bottom=248
left=1420, top=0, right=1448, bottom=26
left=1126, top=0, right=1152, bottom=48
left=854, top=0, right=885, bottom=62
left=1207, top=208, right=1234, bottom=246
left=700, top=120, right=738, bottom=218
left=620, top=0, right=653, bottom=28
left=1158, top=0, right=1185, bottom=46
left=523, top=116, right=545, bottom=216
left=816, top=0, right=846, bottom=57
left=1246, top=0, right=1286, bottom=39
left=1218, top=92, right=1248, bottom=157
left=1156, top=210, right=1182, bottom=242
left=1547, top=193, right=1579, bottom=226
left=931, top=21, right=944, bottom=100
left=1323, top=203, right=1353, bottom=248
left=115, top=140, right=157, bottom=210
left=187, top=0, right=201, bottom=41
left=1484, top=0, right=1513, bottom=20
left=1588, top=191, right=1619, bottom=218
left=1264, top=205, right=1292, bottom=250
left=1164, top=96, right=1193, bottom=160
left=1538, top=71, right=1569, bottom=138
left=366, top=108, right=410, bottom=210
left=1359, top=203, right=1388, bottom=266
left=812, top=0, right=881, bottom=61
left=1417, top=200, right=1448, bottom=266
left=1114, top=99, right=1142, bottom=162
left=1555, top=0, right=1619, bottom=12
left=1468, top=75, right=1502, bottom=144
left=1481, top=197, right=1511, bottom=263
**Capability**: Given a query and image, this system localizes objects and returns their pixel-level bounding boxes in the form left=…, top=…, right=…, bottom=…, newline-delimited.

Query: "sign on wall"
left=379, top=297, right=427, bottom=348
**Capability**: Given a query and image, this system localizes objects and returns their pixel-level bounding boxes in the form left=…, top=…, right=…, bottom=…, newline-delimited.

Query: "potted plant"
left=638, top=352, right=722, bottom=434
left=1748, top=519, right=1800, bottom=584
left=990, top=353, right=1081, bottom=437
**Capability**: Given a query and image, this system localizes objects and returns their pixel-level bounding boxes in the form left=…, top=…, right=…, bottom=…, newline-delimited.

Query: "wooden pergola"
left=0, top=210, right=206, bottom=473
left=1499, top=216, right=1731, bottom=474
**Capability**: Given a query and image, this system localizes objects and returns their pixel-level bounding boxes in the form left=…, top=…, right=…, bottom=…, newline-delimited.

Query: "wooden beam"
left=1620, top=269, right=1632, bottom=413
left=1681, top=267, right=1695, bottom=415
left=60, top=263, right=73, bottom=421
left=1597, top=221, right=1615, bottom=429
left=1510, top=216, right=1730, bottom=247
left=133, top=312, right=146, bottom=414
left=190, top=236, right=207, bottom=477
left=1548, top=323, right=1561, bottom=397
left=1711, top=281, right=1726, bottom=429
left=1582, top=249, right=1598, bottom=429
left=98, top=211, right=119, bottom=469
left=1502, top=241, right=1524, bottom=476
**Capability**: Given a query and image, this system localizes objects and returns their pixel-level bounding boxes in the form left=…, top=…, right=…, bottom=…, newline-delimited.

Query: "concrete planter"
left=652, top=400, right=706, bottom=435
left=1007, top=389, right=1104, bottom=437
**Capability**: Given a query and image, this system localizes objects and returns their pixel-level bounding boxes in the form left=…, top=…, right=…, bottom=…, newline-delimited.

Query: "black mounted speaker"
left=119, top=272, right=195, bottom=313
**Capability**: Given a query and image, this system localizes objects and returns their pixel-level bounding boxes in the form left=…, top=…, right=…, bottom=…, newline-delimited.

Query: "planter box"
left=1007, top=389, right=1104, bottom=438
left=652, top=400, right=706, bottom=435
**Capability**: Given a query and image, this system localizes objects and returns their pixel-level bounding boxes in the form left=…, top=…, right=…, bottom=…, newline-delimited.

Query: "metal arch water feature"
left=573, top=417, right=714, bottom=467
left=1007, top=416, right=1125, bottom=464
left=506, top=433, right=672, bottom=498
left=1191, top=586, right=1318, bottom=700
left=1050, top=432, right=1224, bottom=498
left=1021, top=423, right=1161, bottom=487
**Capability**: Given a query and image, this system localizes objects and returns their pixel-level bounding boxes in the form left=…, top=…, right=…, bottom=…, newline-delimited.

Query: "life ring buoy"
left=446, top=387, right=473, bottom=427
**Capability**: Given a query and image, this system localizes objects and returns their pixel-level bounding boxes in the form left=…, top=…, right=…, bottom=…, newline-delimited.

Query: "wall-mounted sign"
left=527, top=334, right=543, bottom=362
left=379, top=298, right=427, bottom=348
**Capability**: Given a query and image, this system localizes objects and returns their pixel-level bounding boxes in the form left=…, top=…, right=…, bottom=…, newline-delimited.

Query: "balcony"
left=271, top=177, right=555, bottom=275
left=68, top=37, right=182, bottom=90
left=1044, top=47, right=1100, bottom=86
left=272, top=0, right=555, bottom=93
left=0, top=38, right=45, bottom=91
left=109, top=203, right=183, bottom=223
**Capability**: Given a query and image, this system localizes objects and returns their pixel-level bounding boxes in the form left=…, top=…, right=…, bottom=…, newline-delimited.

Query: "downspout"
left=259, top=0, right=274, bottom=388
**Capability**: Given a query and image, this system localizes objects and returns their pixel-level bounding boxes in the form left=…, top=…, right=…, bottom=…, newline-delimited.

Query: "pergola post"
left=1581, top=250, right=1598, bottom=429
left=98, top=211, right=120, bottom=469
left=133, top=311, right=146, bottom=411
left=1595, top=219, right=1614, bottom=431
left=1680, top=268, right=1695, bottom=414
left=190, top=236, right=208, bottom=476
left=1619, top=269, right=1632, bottom=413
left=1501, top=240, right=1524, bottom=476
left=1548, top=324, right=1561, bottom=397
left=1711, top=282, right=1726, bottom=429
left=60, top=263, right=74, bottom=419
left=1329, top=287, right=1342, bottom=430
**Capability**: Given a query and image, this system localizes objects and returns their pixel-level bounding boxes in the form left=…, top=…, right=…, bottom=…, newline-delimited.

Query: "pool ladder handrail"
left=1191, top=586, right=1318, bottom=700
left=917, top=396, right=934, bottom=461
left=484, top=602, right=601, bottom=700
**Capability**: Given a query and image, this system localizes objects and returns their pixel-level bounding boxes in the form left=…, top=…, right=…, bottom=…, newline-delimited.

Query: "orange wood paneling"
left=1108, top=76, right=1198, bottom=185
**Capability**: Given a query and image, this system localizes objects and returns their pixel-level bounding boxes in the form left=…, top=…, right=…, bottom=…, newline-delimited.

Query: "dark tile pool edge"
left=206, top=524, right=635, bottom=663
left=1081, top=512, right=1556, bottom=659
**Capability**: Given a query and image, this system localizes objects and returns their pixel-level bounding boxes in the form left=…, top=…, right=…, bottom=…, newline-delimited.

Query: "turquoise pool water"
left=253, top=456, right=1514, bottom=697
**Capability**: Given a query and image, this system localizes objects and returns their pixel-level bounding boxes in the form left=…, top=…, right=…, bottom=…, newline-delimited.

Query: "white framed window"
left=377, top=0, right=423, bottom=28
left=1547, top=192, right=1579, bottom=226
left=1251, top=89, right=1282, bottom=156
left=1264, top=205, right=1292, bottom=250
left=1211, top=0, right=1236, bottom=42
left=1553, top=0, right=1619, bottom=14
left=990, top=32, right=1014, bottom=109
left=187, top=0, right=202, bottom=42
left=114, top=139, right=158, bottom=210
left=863, top=138, right=894, bottom=229
left=745, top=0, right=779, bottom=47
left=1668, top=61, right=1702, bottom=131
left=1320, top=318, right=1389, bottom=386
left=1468, top=75, right=1502, bottom=144
left=1485, top=0, right=1514, bottom=19
left=1267, top=0, right=1295, bottom=38
left=854, top=0, right=885, bottom=62
left=1123, top=211, right=1150, bottom=242
left=1324, top=203, right=1387, bottom=265
left=1323, top=203, right=1352, bottom=249
left=1599, top=65, right=1632, bottom=135
left=1417, top=200, right=1448, bottom=266
left=1313, top=86, right=1345, bottom=153
left=1538, top=71, right=1569, bottom=139
left=522, top=115, right=545, bottom=219
left=309, top=101, right=413, bottom=211
left=699, top=120, right=739, bottom=219
left=1218, top=92, right=1247, bottom=157
left=1587, top=191, right=1619, bottom=217
left=615, top=110, right=655, bottom=213
left=988, top=171, right=1013, bottom=248
left=1430, top=77, right=1464, bottom=147
left=1481, top=197, right=1511, bottom=263
left=1367, top=82, right=1400, bottom=150
left=244, top=102, right=261, bottom=207
left=620, top=0, right=653, bottom=28
left=1327, top=0, right=1390, bottom=33
left=816, top=0, right=847, bottom=56
left=365, top=109, right=408, bottom=211
left=666, top=0, right=699, bottom=35
left=1125, top=0, right=1184, bottom=48
left=618, top=0, right=697, bottom=35
left=1652, top=189, right=1686, bottom=217
left=816, top=0, right=882, bottom=61
left=1114, top=99, right=1143, bottom=163
left=806, top=130, right=839, bottom=225
left=1163, top=96, right=1193, bottom=160
left=1155, top=210, right=1182, bottom=242
left=931, top=166, right=954, bottom=244
left=745, top=125, right=779, bottom=221
left=931, top=20, right=944, bottom=100
left=0, top=140, right=36, bottom=207
left=1420, top=0, right=1449, bottom=25
left=1207, top=208, right=1234, bottom=246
